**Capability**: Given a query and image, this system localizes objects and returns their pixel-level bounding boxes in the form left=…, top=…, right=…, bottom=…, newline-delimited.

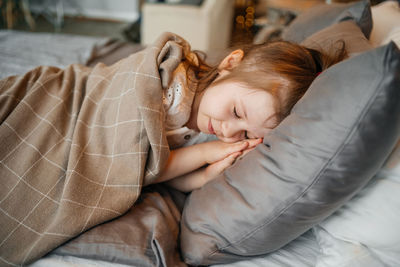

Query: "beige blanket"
left=0, top=32, right=189, bottom=266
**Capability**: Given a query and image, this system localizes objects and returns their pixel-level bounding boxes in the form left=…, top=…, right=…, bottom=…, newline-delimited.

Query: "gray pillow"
left=281, top=0, right=372, bottom=43
left=180, top=42, right=400, bottom=265
left=301, top=20, right=373, bottom=56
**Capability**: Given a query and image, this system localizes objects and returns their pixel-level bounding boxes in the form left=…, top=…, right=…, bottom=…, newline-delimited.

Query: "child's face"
left=196, top=81, right=277, bottom=143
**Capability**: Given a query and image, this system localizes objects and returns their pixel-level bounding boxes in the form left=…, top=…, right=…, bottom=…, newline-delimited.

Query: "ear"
left=218, top=49, right=244, bottom=71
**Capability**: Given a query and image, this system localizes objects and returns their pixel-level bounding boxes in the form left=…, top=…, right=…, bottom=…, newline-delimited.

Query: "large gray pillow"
left=301, top=20, right=373, bottom=56
left=281, top=0, right=372, bottom=43
left=180, top=42, right=400, bottom=265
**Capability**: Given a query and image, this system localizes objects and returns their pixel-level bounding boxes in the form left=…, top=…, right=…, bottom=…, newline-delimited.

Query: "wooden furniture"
left=141, top=0, right=234, bottom=51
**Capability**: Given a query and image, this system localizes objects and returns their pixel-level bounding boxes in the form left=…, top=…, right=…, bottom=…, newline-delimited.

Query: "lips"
left=208, top=119, right=216, bottom=135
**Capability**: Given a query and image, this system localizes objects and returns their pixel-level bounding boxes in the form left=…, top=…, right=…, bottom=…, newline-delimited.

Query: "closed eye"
left=234, top=107, right=249, bottom=139
left=233, top=107, right=241, bottom=118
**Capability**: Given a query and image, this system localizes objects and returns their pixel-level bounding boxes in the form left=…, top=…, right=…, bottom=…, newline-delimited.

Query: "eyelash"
left=233, top=107, right=249, bottom=139
left=233, top=107, right=241, bottom=118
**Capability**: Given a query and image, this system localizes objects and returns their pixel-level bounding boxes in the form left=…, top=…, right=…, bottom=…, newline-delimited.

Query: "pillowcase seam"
left=211, top=65, right=385, bottom=255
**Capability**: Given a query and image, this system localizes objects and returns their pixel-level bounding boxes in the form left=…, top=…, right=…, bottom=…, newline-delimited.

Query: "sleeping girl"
left=0, top=32, right=346, bottom=265
left=155, top=40, right=347, bottom=192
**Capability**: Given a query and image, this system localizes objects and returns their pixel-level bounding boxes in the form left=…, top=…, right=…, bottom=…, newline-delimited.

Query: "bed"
left=1, top=1, right=400, bottom=266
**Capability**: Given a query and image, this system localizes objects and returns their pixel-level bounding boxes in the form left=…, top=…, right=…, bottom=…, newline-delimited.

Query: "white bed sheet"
left=0, top=30, right=109, bottom=79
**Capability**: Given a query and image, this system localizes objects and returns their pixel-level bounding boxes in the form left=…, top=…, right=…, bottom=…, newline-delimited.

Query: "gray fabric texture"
left=180, top=42, right=400, bottom=265
left=301, top=20, right=373, bottom=56
left=281, top=0, right=372, bottom=43
left=52, top=185, right=187, bottom=267
left=215, top=230, right=319, bottom=267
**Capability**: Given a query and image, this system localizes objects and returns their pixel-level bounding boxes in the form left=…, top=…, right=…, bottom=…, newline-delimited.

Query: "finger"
left=246, top=138, right=263, bottom=148
left=212, top=152, right=242, bottom=174
left=228, top=151, right=242, bottom=159
left=207, top=152, right=242, bottom=180
left=228, top=141, right=249, bottom=154
left=223, top=151, right=242, bottom=167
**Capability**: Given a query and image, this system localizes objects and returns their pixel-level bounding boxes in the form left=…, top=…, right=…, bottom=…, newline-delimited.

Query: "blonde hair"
left=187, top=41, right=347, bottom=124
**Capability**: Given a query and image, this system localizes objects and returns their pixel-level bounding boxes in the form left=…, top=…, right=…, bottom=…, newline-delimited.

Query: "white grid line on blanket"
left=0, top=173, right=69, bottom=253
left=0, top=77, right=79, bottom=163
left=102, top=86, right=138, bottom=101
left=0, top=255, right=18, bottom=267
left=27, top=71, right=102, bottom=120
left=37, top=83, right=95, bottom=118
left=149, top=142, right=170, bottom=149
left=77, top=118, right=143, bottom=129
left=137, top=118, right=143, bottom=197
left=135, top=49, right=149, bottom=193
left=145, top=140, right=170, bottom=179
left=57, top=59, right=130, bottom=233
left=1, top=95, right=65, bottom=139
left=0, top=118, right=72, bottom=205
left=60, top=198, right=122, bottom=216
left=21, top=100, right=64, bottom=137
left=63, top=66, right=122, bottom=189
left=145, top=167, right=156, bottom=178
left=116, top=71, right=160, bottom=80
left=22, top=197, right=74, bottom=266
left=68, top=169, right=142, bottom=188
left=0, top=207, right=71, bottom=267
left=0, top=126, right=68, bottom=206
left=18, top=62, right=140, bottom=261
left=0, top=162, right=60, bottom=206
left=0, top=206, right=42, bottom=237
left=3, top=76, right=144, bottom=125
left=80, top=56, right=146, bottom=233
left=0, top=66, right=101, bottom=264
left=79, top=150, right=148, bottom=158
left=0, top=41, right=170, bottom=264
left=70, top=142, right=148, bottom=161
left=22, top=70, right=97, bottom=265
left=3, top=122, right=66, bottom=172
left=90, top=71, right=159, bottom=101
left=0, top=134, right=72, bottom=265
left=26, top=78, right=88, bottom=120
left=139, top=106, right=162, bottom=114
left=89, top=69, right=160, bottom=82
left=137, top=49, right=156, bottom=182
left=0, top=92, right=82, bottom=153
left=34, top=79, right=71, bottom=102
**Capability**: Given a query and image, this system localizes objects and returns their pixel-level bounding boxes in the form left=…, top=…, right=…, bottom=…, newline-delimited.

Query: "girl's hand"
left=203, top=151, right=242, bottom=184
left=165, top=138, right=262, bottom=192
left=202, top=138, right=262, bottom=164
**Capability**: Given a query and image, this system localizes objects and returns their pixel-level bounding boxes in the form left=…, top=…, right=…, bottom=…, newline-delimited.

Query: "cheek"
left=196, top=108, right=209, bottom=133
left=199, top=95, right=216, bottom=115
left=198, top=87, right=234, bottom=123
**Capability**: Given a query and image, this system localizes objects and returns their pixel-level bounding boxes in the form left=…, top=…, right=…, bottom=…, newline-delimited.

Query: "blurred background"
left=1, top=0, right=384, bottom=52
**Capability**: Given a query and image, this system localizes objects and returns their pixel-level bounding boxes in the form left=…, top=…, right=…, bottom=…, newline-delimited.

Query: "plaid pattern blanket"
left=0, top=32, right=188, bottom=266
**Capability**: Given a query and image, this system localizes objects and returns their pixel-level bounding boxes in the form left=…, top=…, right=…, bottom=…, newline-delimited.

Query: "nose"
left=220, top=121, right=244, bottom=143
